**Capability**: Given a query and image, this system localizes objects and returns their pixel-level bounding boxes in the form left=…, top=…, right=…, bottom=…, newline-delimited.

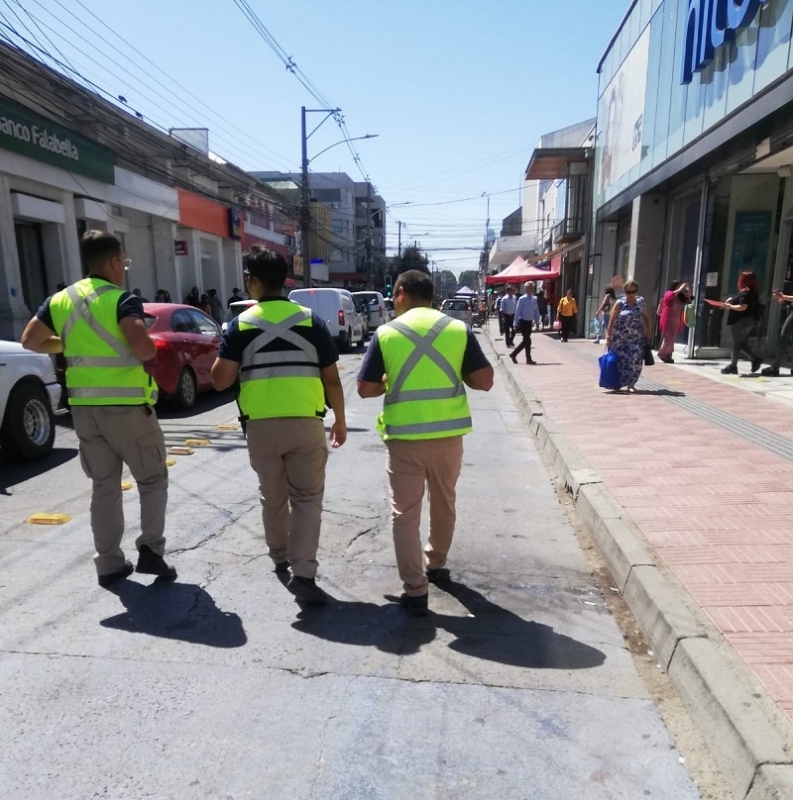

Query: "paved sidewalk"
left=492, top=326, right=793, bottom=716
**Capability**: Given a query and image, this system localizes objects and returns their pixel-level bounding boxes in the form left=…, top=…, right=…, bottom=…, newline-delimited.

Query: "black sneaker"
left=721, top=365, right=738, bottom=374
left=136, top=545, right=177, bottom=580
left=400, top=593, right=429, bottom=617
left=762, top=365, right=780, bottom=376
left=509, top=353, right=517, bottom=364
left=273, top=560, right=290, bottom=574
left=751, top=357, right=763, bottom=373
left=527, top=358, right=536, bottom=365
left=426, top=567, right=451, bottom=584
left=287, top=576, right=328, bottom=605
left=98, top=560, right=134, bottom=587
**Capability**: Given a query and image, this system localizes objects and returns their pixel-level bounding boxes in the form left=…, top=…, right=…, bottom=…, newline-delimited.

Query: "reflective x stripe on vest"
left=381, top=313, right=472, bottom=439
left=239, top=307, right=319, bottom=381
left=62, top=284, right=140, bottom=370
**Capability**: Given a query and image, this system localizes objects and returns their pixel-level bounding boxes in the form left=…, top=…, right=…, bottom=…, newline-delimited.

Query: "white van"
left=352, top=291, right=388, bottom=331
left=288, top=288, right=366, bottom=353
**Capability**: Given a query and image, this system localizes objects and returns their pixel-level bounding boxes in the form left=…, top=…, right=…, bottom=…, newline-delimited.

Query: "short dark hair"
left=394, top=270, right=433, bottom=303
left=81, top=230, right=123, bottom=273
left=207, top=288, right=217, bottom=297
left=244, top=246, right=288, bottom=290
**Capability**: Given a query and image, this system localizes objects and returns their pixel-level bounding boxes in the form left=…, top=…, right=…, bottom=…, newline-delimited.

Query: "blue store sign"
left=681, top=0, right=770, bottom=84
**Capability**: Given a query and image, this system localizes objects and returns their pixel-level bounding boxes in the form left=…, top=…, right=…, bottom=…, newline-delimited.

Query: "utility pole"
left=366, top=181, right=372, bottom=289
left=397, top=220, right=403, bottom=262
left=300, top=106, right=311, bottom=288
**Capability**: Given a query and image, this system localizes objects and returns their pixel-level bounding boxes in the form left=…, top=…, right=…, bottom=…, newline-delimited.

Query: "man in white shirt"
left=500, top=284, right=518, bottom=347
left=509, top=281, right=541, bottom=365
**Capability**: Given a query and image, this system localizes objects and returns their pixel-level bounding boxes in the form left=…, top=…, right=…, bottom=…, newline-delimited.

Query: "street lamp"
left=300, top=105, right=378, bottom=287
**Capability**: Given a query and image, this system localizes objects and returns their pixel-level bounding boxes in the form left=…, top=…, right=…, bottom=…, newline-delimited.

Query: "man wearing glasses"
left=22, top=231, right=176, bottom=587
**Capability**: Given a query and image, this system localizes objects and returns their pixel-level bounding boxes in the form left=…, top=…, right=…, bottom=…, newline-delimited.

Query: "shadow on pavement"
left=0, top=447, right=78, bottom=495
left=290, top=579, right=605, bottom=670
left=100, top=579, right=247, bottom=648
left=634, top=388, right=686, bottom=397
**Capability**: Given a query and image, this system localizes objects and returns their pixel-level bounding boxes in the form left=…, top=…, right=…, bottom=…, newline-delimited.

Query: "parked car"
left=440, top=298, right=473, bottom=326
left=224, top=299, right=257, bottom=331
left=0, top=340, right=61, bottom=461
left=384, top=298, right=395, bottom=322
left=352, top=291, right=388, bottom=331
left=288, top=288, right=365, bottom=352
left=142, top=303, right=222, bottom=409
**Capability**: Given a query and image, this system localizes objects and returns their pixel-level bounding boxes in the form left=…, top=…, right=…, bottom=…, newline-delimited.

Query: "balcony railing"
left=552, top=217, right=586, bottom=244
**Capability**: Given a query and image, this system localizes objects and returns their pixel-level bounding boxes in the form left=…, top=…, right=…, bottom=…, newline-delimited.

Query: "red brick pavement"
left=492, top=328, right=793, bottom=720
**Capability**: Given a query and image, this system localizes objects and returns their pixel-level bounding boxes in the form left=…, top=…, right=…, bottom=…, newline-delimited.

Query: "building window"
left=331, top=219, right=343, bottom=233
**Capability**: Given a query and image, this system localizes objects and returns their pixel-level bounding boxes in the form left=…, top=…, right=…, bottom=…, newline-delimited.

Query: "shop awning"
left=525, top=147, right=589, bottom=181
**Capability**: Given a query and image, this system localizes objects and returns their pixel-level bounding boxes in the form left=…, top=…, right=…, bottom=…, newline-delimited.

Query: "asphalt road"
left=0, top=348, right=701, bottom=800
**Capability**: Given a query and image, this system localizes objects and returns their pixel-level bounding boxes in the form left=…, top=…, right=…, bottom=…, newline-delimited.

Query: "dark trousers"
left=498, top=312, right=505, bottom=335
left=773, top=312, right=793, bottom=367
left=503, top=313, right=515, bottom=347
left=510, top=320, right=534, bottom=363
left=560, top=315, right=574, bottom=342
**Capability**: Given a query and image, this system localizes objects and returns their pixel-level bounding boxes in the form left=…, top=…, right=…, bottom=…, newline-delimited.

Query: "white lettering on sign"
left=0, top=115, right=80, bottom=160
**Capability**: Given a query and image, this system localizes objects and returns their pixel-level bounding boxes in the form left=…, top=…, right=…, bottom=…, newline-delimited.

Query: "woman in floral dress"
left=605, top=279, right=652, bottom=392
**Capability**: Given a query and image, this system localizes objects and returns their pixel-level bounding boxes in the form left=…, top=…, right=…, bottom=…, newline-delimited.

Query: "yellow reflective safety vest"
left=237, top=300, right=325, bottom=421
left=49, top=277, right=157, bottom=406
left=377, top=307, right=472, bottom=441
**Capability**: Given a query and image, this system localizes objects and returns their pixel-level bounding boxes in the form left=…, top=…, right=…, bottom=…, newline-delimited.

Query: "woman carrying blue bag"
left=599, top=349, right=620, bottom=389
left=604, top=279, right=652, bottom=393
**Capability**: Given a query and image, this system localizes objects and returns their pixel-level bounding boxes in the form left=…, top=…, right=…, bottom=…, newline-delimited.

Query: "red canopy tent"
left=485, top=256, right=560, bottom=286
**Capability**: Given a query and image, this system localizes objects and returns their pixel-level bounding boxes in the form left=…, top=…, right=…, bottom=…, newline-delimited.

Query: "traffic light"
left=385, top=273, right=393, bottom=298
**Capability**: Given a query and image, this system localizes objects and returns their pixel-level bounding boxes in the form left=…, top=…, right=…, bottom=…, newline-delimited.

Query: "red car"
left=143, top=303, right=223, bottom=408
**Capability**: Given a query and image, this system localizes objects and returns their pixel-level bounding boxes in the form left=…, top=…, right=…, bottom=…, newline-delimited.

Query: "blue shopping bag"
left=598, top=349, right=620, bottom=389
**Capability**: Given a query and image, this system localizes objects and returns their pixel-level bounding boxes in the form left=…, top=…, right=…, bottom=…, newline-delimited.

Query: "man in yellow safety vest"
left=21, top=231, right=176, bottom=587
left=211, top=247, right=347, bottom=605
left=357, top=270, right=494, bottom=615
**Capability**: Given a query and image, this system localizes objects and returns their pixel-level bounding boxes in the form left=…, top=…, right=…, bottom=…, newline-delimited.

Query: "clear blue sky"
left=7, top=0, right=628, bottom=276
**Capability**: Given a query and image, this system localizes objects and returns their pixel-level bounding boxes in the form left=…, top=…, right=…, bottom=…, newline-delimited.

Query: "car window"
left=171, top=309, right=198, bottom=334
left=442, top=300, right=469, bottom=311
left=188, top=309, right=221, bottom=336
left=143, top=314, right=156, bottom=329
left=342, top=294, right=354, bottom=312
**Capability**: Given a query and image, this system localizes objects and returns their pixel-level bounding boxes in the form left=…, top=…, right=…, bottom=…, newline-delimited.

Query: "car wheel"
left=175, top=367, right=197, bottom=409
left=356, top=329, right=366, bottom=349
left=0, top=382, right=55, bottom=461
left=340, top=329, right=352, bottom=354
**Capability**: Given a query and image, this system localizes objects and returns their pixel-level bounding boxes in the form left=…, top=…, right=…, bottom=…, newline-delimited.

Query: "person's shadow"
left=100, top=580, right=247, bottom=648
left=291, top=578, right=605, bottom=670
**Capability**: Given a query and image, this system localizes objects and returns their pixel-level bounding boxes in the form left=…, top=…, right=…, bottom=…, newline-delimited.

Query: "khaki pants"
left=246, top=417, right=327, bottom=579
left=71, top=405, right=169, bottom=575
left=385, top=436, right=464, bottom=597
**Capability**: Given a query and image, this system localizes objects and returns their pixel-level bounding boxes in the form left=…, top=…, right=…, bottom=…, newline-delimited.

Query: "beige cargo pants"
left=71, top=405, right=169, bottom=575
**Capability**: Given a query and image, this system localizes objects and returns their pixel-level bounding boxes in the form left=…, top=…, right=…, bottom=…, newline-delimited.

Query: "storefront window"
left=726, top=17, right=761, bottom=114
left=651, top=2, right=676, bottom=169
left=755, top=0, right=793, bottom=94
left=702, top=47, right=730, bottom=131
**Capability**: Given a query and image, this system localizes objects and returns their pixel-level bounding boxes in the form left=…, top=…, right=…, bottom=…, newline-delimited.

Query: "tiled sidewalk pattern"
left=492, top=328, right=793, bottom=718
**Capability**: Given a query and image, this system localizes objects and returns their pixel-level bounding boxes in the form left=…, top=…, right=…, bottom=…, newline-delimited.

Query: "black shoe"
left=98, top=560, right=134, bottom=587
left=400, top=592, right=428, bottom=617
left=527, top=358, right=536, bottom=365
left=426, top=567, right=451, bottom=584
left=509, top=353, right=517, bottom=364
left=721, top=365, right=738, bottom=374
left=136, top=545, right=177, bottom=579
left=751, top=357, right=763, bottom=373
left=273, top=560, right=290, bottom=574
left=762, top=365, right=780, bottom=377
left=659, top=355, right=675, bottom=364
left=287, top=576, right=328, bottom=605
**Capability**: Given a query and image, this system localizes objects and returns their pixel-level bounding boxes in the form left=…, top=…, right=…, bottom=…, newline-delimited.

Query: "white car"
left=288, top=288, right=366, bottom=352
left=352, top=291, right=388, bottom=331
left=0, top=341, right=62, bottom=461
left=440, top=298, right=473, bottom=326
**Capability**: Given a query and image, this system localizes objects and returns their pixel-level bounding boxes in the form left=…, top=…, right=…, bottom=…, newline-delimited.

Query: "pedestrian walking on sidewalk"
left=593, top=286, right=616, bottom=344
left=762, top=288, right=793, bottom=376
left=536, top=289, right=548, bottom=330
left=21, top=231, right=176, bottom=587
left=557, top=289, right=578, bottom=342
left=657, top=280, right=691, bottom=363
left=500, top=284, right=517, bottom=347
left=206, top=288, right=224, bottom=325
left=496, top=291, right=505, bottom=335
left=605, top=279, right=652, bottom=393
left=719, top=270, right=762, bottom=375
left=211, top=247, right=347, bottom=605
left=510, top=281, right=541, bottom=364
left=356, top=270, right=493, bottom=616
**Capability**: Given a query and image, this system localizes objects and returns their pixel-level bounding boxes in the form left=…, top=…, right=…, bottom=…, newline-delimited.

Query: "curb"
left=485, top=332, right=793, bottom=800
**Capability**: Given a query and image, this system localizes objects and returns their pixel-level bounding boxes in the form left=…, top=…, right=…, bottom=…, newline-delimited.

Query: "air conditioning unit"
left=328, top=202, right=339, bottom=210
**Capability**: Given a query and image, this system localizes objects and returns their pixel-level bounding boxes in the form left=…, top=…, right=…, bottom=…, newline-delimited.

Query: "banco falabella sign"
left=681, top=0, right=769, bottom=84
left=0, top=97, right=115, bottom=183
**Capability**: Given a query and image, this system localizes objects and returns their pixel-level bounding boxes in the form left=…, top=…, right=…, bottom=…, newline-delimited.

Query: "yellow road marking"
left=166, top=458, right=176, bottom=467
left=121, top=482, right=134, bottom=491
left=214, top=424, right=239, bottom=431
left=168, top=446, right=194, bottom=456
left=184, top=438, right=211, bottom=447
left=27, top=512, right=71, bottom=525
